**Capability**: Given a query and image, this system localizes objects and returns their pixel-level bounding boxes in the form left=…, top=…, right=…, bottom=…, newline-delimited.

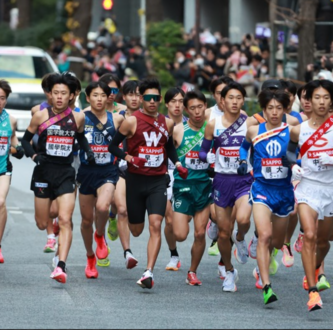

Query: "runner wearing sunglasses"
left=108, top=78, right=188, bottom=289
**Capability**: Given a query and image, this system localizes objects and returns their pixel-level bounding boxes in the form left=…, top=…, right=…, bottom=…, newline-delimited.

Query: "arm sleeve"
left=76, top=131, right=92, bottom=154
left=199, top=138, right=213, bottom=162
left=108, top=131, right=127, bottom=160
left=286, top=140, right=299, bottom=167
left=239, top=139, right=252, bottom=161
left=165, top=137, right=179, bottom=165
left=21, top=130, right=36, bottom=158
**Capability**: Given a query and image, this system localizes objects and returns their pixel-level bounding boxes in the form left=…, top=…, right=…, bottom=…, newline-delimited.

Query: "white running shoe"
left=206, top=220, right=218, bottom=241
left=248, top=235, right=258, bottom=259
left=232, top=230, right=249, bottom=264
left=218, top=264, right=227, bottom=280
left=222, top=269, right=239, bottom=292
left=125, top=251, right=138, bottom=270
left=166, top=256, right=181, bottom=271
left=137, top=269, right=154, bottom=289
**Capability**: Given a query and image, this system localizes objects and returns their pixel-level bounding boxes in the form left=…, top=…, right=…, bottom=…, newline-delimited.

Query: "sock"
left=318, top=274, right=325, bottom=281
left=219, top=257, right=224, bottom=266
left=57, top=261, right=66, bottom=273
left=47, top=234, right=56, bottom=240
left=87, top=254, right=95, bottom=259
left=170, top=248, right=179, bottom=258
left=109, top=211, right=116, bottom=219
left=300, top=227, right=304, bottom=234
left=230, top=238, right=234, bottom=247
left=188, top=271, right=196, bottom=274
left=124, top=249, right=132, bottom=258
left=284, top=243, right=293, bottom=255
left=263, top=284, right=271, bottom=293
left=254, top=230, right=258, bottom=238
left=309, top=286, right=318, bottom=294
left=210, top=240, right=217, bottom=247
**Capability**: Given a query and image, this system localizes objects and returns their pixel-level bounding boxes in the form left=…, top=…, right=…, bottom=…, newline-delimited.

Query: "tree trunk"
left=17, top=0, right=32, bottom=28
left=72, top=0, right=92, bottom=49
left=146, top=0, right=163, bottom=22
left=297, top=0, right=319, bottom=81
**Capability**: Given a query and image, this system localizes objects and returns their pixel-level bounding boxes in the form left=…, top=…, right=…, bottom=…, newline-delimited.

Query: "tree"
left=17, top=0, right=32, bottom=28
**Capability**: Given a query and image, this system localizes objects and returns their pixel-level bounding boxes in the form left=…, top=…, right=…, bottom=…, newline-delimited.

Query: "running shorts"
left=249, top=180, right=295, bottom=218
left=213, top=173, right=253, bottom=208
left=31, top=163, right=76, bottom=200
left=173, top=180, right=212, bottom=216
left=0, top=161, right=12, bottom=178
left=126, top=172, right=169, bottom=225
left=295, top=178, right=333, bottom=220
left=77, top=164, right=119, bottom=197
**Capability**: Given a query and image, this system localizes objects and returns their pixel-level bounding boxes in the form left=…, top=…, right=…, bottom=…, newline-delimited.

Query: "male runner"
left=171, top=90, right=212, bottom=286
left=287, top=79, right=333, bottom=312
left=200, top=82, right=253, bottom=292
left=112, top=80, right=141, bottom=269
left=239, top=89, right=294, bottom=305
left=22, top=74, right=95, bottom=284
left=164, top=87, right=187, bottom=271
left=0, top=80, right=24, bottom=263
left=108, top=78, right=188, bottom=289
left=78, top=81, right=124, bottom=278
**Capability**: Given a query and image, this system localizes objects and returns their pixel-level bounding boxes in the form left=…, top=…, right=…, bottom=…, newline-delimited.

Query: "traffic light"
left=102, top=0, right=114, bottom=11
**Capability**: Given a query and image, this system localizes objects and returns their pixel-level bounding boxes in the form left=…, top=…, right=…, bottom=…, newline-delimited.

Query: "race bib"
left=91, top=145, right=111, bottom=165
left=185, top=151, right=209, bottom=170
left=0, top=137, right=8, bottom=156
left=307, top=149, right=333, bottom=172
left=261, top=158, right=288, bottom=180
left=218, top=148, right=240, bottom=170
left=46, top=136, right=74, bottom=157
left=139, top=146, right=164, bottom=168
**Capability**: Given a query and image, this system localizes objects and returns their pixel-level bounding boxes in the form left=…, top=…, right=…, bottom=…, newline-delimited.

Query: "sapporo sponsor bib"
left=185, top=151, right=209, bottom=170
left=0, top=137, right=8, bottom=156
left=218, top=148, right=240, bottom=170
left=139, top=146, right=164, bottom=168
left=91, top=145, right=111, bottom=165
left=261, top=158, right=288, bottom=180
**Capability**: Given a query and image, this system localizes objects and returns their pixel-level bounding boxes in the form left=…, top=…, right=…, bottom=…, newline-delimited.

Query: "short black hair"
left=0, top=80, right=11, bottom=98
left=304, top=79, right=333, bottom=101
left=139, top=78, right=161, bottom=95
left=297, top=85, right=306, bottom=100
left=221, top=81, right=247, bottom=98
left=122, top=80, right=140, bottom=95
left=99, top=73, right=121, bottom=89
left=48, top=74, right=77, bottom=95
left=209, top=76, right=234, bottom=94
left=41, top=73, right=60, bottom=93
left=258, top=89, right=291, bottom=110
left=280, top=79, right=297, bottom=96
left=85, top=81, right=111, bottom=97
left=164, top=87, right=185, bottom=104
left=62, top=71, right=82, bottom=92
left=183, top=90, right=206, bottom=108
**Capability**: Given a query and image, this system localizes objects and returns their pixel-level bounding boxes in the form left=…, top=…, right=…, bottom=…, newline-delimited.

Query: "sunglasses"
left=110, top=87, right=119, bottom=95
left=143, top=94, right=161, bottom=102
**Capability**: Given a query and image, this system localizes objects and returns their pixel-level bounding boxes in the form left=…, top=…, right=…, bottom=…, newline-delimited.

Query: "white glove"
left=292, top=165, right=304, bottom=181
left=319, top=153, right=333, bottom=166
left=206, top=152, right=216, bottom=164
left=85, top=132, right=93, bottom=144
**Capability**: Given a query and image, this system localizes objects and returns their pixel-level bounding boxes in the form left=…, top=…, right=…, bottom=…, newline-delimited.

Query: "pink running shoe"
left=50, top=267, right=67, bottom=283
left=85, top=255, right=99, bottom=279
left=0, top=248, right=4, bottom=263
left=94, top=232, right=109, bottom=260
left=281, top=244, right=294, bottom=268
left=293, top=233, right=304, bottom=254
left=44, top=239, right=57, bottom=253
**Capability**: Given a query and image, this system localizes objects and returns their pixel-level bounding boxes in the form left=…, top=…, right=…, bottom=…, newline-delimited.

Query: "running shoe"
left=208, top=241, right=219, bottom=256
left=303, top=268, right=320, bottom=291
left=94, top=232, right=109, bottom=260
left=281, top=244, right=294, bottom=268
left=43, top=239, right=57, bottom=253
left=317, top=275, right=331, bottom=292
left=186, top=272, right=202, bottom=286
left=248, top=235, right=258, bottom=259
left=307, top=291, right=323, bottom=312
left=269, top=249, right=279, bottom=276
left=166, top=256, right=181, bottom=271
left=97, top=247, right=111, bottom=267
left=206, top=220, right=218, bottom=241
left=218, top=263, right=227, bottom=280
left=52, top=255, right=59, bottom=269
left=125, top=251, right=138, bottom=270
left=0, top=248, right=4, bottom=263
left=50, top=267, right=67, bottom=284
left=53, top=218, right=60, bottom=237
left=137, top=270, right=154, bottom=289
left=232, top=230, right=249, bottom=264
left=107, top=217, right=119, bottom=242
left=263, top=285, right=278, bottom=305
left=253, top=267, right=263, bottom=290
left=293, top=233, right=304, bottom=254
left=222, top=269, right=239, bottom=292
left=85, top=255, right=99, bottom=279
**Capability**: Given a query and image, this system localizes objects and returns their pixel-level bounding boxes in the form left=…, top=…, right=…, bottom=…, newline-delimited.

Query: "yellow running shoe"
left=107, top=217, right=119, bottom=241
left=208, top=241, right=219, bottom=256
left=97, top=247, right=111, bottom=267
left=269, top=249, right=279, bottom=275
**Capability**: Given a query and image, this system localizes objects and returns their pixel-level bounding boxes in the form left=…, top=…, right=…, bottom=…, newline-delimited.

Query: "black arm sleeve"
left=76, top=132, right=92, bottom=154
left=286, top=140, right=298, bottom=167
left=165, top=137, right=179, bottom=165
left=108, top=131, right=127, bottom=160
left=21, top=130, right=36, bottom=158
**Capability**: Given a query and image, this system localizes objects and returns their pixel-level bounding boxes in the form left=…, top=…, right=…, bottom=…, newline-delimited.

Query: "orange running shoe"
left=0, top=248, right=4, bottom=263
left=303, top=269, right=320, bottom=291
left=186, top=272, right=202, bottom=286
left=50, top=267, right=67, bottom=284
left=85, top=255, right=99, bottom=279
left=307, top=291, right=323, bottom=312
left=94, top=232, right=109, bottom=260
left=53, top=218, right=60, bottom=237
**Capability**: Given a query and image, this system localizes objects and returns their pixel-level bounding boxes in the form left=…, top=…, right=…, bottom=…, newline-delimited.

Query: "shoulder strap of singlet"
left=119, top=110, right=126, bottom=118
left=282, top=113, right=287, bottom=124
left=74, top=107, right=81, bottom=113
left=38, top=107, right=72, bottom=135
left=254, top=112, right=266, bottom=124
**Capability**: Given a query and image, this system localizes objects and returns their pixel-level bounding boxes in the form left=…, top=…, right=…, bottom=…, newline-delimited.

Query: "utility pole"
left=195, top=0, right=200, bottom=54
left=269, top=0, right=277, bottom=77
left=140, top=0, right=146, bottom=47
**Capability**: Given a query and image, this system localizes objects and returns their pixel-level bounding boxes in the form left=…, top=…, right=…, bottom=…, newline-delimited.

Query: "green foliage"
left=147, top=20, right=185, bottom=88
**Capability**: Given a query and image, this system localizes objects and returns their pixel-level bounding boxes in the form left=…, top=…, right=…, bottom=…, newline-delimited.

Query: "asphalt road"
left=1, top=157, right=333, bottom=329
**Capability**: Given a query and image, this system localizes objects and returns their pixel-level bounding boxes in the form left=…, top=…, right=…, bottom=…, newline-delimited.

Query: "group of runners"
left=0, top=70, right=332, bottom=313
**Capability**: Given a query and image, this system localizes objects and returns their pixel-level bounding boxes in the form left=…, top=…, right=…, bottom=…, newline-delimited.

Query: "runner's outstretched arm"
left=76, top=131, right=95, bottom=164
left=286, top=140, right=299, bottom=167
left=165, top=137, right=188, bottom=180
left=108, top=131, right=127, bottom=160
left=199, top=138, right=213, bottom=162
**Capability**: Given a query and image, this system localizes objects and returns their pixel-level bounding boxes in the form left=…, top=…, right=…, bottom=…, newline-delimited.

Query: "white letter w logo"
left=143, top=132, right=162, bottom=147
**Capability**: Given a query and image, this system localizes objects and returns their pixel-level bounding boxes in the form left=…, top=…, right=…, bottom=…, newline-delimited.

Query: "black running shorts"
left=126, top=172, right=169, bottom=225
left=31, top=163, right=76, bottom=200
